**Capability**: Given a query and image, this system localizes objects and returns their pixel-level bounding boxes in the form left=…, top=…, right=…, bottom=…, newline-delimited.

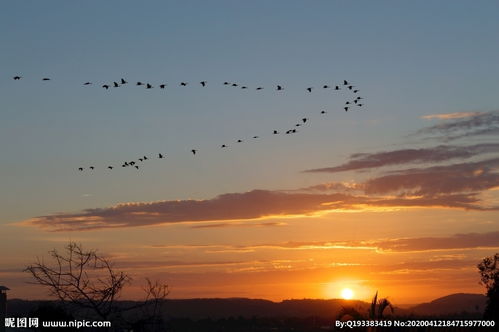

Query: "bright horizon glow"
left=341, top=288, right=354, bottom=300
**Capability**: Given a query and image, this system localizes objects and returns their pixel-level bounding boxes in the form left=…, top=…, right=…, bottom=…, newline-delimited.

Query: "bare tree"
left=24, top=242, right=168, bottom=322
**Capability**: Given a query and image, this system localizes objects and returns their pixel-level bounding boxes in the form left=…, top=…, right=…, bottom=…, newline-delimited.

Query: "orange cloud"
left=421, top=112, right=483, bottom=120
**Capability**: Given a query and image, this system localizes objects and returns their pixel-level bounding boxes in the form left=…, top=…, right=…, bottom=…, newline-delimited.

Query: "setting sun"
left=341, top=288, right=354, bottom=300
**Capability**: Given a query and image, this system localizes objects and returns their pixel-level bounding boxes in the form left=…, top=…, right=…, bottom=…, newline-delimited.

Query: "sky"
left=1, top=0, right=499, bottom=304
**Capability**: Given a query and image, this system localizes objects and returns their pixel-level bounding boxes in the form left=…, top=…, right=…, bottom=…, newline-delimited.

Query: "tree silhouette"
left=24, top=242, right=169, bottom=323
left=368, top=291, right=393, bottom=320
left=477, top=253, right=499, bottom=320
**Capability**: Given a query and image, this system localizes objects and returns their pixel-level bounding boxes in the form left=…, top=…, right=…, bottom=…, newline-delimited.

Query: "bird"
left=231, top=83, right=238, bottom=87
left=302, top=118, right=308, bottom=123
left=134, top=165, right=139, bottom=169
left=139, top=158, right=143, bottom=162
left=102, top=85, right=110, bottom=89
left=221, top=144, right=227, bottom=148
left=256, top=87, right=263, bottom=90
left=108, top=166, right=113, bottom=170
left=136, top=82, right=144, bottom=86
left=89, top=166, right=95, bottom=170
left=143, top=156, right=148, bottom=160
left=146, top=83, right=153, bottom=89
left=276, top=85, right=283, bottom=91
left=253, top=136, right=259, bottom=138
left=13, top=76, right=21, bottom=80
left=323, top=85, right=330, bottom=89
left=345, top=101, right=350, bottom=105
left=306, top=87, right=313, bottom=92
left=120, top=78, right=127, bottom=84
left=113, top=82, right=119, bottom=88
left=159, top=84, right=166, bottom=89
left=200, top=81, right=207, bottom=87
left=295, top=124, right=301, bottom=127
left=273, top=130, right=279, bottom=134
left=159, top=153, right=164, bottom=158
left=292, top=129, right=297, bottom=133
left=180, top=82, right=188, bottom=86
left=42, top=78, right=50, bottom=81
left=124, top=162, right=129, bottom=166
left=241, top=86, right=247, bottom=89
left=237, top=139, right=243, bottom=143
left=83, top=82, right=92, bottom=85
left=334, top=86, right=340, bottom=90
left=348, top=85, right=354, bottom=90
left=344, top=107, right=349, bottom=112
left=358, top=104, right=363, bottom=107
left=191, top=149, right=197, bottom=155
left=354, top=100, right=358, bottom=104
left=78, top=167, right=84, bottom=171
left=321, top=110, right=327, bottom=114
left=353, top=89, right=359, bottom=93
left=343, top=80, right=349, bottom=85
left=223, top=82, right=230, bottom=85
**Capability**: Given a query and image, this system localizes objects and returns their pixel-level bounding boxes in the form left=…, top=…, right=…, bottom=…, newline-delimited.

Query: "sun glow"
left=341, top=288, right=354, bottom=300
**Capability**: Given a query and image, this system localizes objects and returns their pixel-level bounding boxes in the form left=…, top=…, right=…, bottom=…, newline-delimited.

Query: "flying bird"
left=237, top=139, right=243, bottom=143
left=306, top=87, right=313, bottom=92
left=323, top=85, right=330, bottom=89
left=135, top=165, right=139, bottom=169
left=221, top=144, right=227, bottom=148
left=159, top=153, right=164, bottom=158
left=200, top=81, right=207, bottom=87
left=113, top=82, right=119, bottom=88
left=191, top=149, right=197, bottom=155
left=78, top=167, right=84, bottom=171
left=321, top=110, right=327, bottom=114
left=302, top=118, right=308, bottom=123
left=108, top=166, right=113, bottom=170
left=334, top=86, right=340, bottom=90
left=83, top=82, right=92, bottom=85
left=102, top=85, right=109, bottom=89
left=276, top=85, right=283, bottom=91
left=241, top=86, right=247, bottom=89
left=253, top=136, right=259, bottom=138
left=343, top=80, right=349, bottom=85
left=146, top=83, right=153, bottom=89
left=89, top=166, right=95, bottom=170
left=256, top=87, right=263, bottom=90
left=353, top=89, right=359, bottom=93
left=42, top=78, right=50, bottom=81
left=136, top=82, right=144, bottom=86
left=231, top=83, right=238, bottom=87
left=13, top=76, right=21, bottom=80
left=120, top=78, right=127, bottom=84
left=180, top=82, right=188, bottom=86
left=159, top=84, right=166, bottom=89
left=223, top=82, right=230, bottom=85
left=273, top=130, right=279, bottom=134
left=344, top=107, right=349, bottom=112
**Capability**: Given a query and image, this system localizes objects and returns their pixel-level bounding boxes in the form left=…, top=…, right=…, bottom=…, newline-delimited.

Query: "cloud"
left=421, top=112, right=484, bottom=120
left=26, top=190, right=361, bottom=231
left=304, top=144, right=499, bottom=173
left=417, top=110, right=499, bottom=141
left=363, top=158, right=499, bottom=197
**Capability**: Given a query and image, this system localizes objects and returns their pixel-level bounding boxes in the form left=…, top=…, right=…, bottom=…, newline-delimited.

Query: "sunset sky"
left=1, top=1, right=499, bottom=305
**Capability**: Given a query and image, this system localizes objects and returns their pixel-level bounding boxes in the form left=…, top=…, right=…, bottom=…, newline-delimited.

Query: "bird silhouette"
left=135, top=165, right=139, bottom=169
left=13, top=76, right=21, bottom=80
left=344, top=107, right=349, bottom=112
left=343, top=80, right=349, bottom=85
left=83, top=82, right=92, bottom=85
left=200, top=81, right=207, bottom=87
left=231, top=83, right=238, bottom=87
left=223, top=82, right=230, bottom=85
left=345, top=101, right=350, bottom=105
left=143, top=156, right=148, bottom=160
left=139, top=158, right=143, bottom=162
left=241, top=86, right=247, bottom=89
left=348, top=85, right=354, bottom=90
left=191, top=149, right=197, bottom=155
left=306, top=87, right=313, bottom=92
left=136, top=82, right=144, bottom=86
left=253, top=136, right=259, bottom=138
left=323, top=85, right=330, bottom=89
left=302, top=118, right=308, bottom=123
left=108, top=166, right=113, bottom=170
left=295, top=124, right=301, bottom=127
left=334, top=86, right=340, bottom=90
left=237, top=139, right=243, bottom=143
left=113, top=82, right=119, bottom=88
left=78, top=167, right=83, bottom=171
left=159, top=153, right=164, bottom=158
left=321, top=110, right=327, bottom=114
left=276, top=85, right=283, bottom=91
left=180, top=82, right=188, bottom=86
left=256, top=87, right=263, bottom=90
left=358, top=104, right=363, bottom=107
left=159, top=84, right=166, bottom=89
left=42, top=78, right=51, bottom=81
left=273, top=130, right=279, bottom=134
left=353, top=89, right=359, bottom=93
left=120, top=78, right=127, bottom=84
left=146, top=83, right=153, bottom=89
left=221, top=144, right=227, bottom=148
left=89, top=166, right=95, bottom=170
left=102, top=85, right=110, bottom=89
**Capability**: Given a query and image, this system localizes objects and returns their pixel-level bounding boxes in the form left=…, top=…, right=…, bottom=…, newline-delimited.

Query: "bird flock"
left=9, top=75, right=365, bottom=172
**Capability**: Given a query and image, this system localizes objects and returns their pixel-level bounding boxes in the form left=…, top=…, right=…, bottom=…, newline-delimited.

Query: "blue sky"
left=1, top=1, right=499, bottom=302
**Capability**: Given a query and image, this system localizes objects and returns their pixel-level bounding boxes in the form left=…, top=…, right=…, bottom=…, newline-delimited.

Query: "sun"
left=341, top=288, right=354, bottom=300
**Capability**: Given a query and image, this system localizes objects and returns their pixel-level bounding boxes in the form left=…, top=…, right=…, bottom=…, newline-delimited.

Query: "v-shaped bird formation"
left=9, top=75, right=365, bottom=173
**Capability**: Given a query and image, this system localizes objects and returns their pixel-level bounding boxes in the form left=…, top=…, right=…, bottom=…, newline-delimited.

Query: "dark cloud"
left=304, top=144, right=499, bottom=173
left=417, top=110, right=499, bottom=141
left=26, top=190, right=360, bottom=231
left=364, top=158, right=499, bottom=197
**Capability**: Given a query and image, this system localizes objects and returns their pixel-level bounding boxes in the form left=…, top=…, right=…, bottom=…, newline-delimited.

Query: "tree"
left=368, top=291, right=393, bottom=320
left=477, top=253, right=499, bottom=320
left=24, top=242, right=168, bottom=323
